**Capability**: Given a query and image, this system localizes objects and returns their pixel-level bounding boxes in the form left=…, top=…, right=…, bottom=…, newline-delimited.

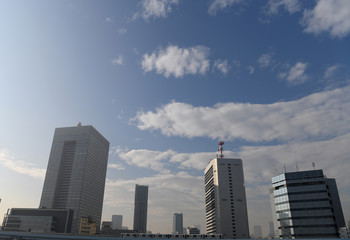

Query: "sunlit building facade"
left=204, top=157, right=249, bottom=239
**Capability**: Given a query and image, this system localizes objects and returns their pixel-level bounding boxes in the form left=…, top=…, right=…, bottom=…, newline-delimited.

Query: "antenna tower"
left=218, top=141, right=224, bottom=158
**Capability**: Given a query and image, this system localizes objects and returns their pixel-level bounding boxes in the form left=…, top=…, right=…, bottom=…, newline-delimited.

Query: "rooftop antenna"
left=218, top=141, right=224, bottom=159
left=295, top=160, right=299, bottom=172
left=312, top=162, right=315, bottom=170
left=77, top=122, right=82, bottom=127
left=284, top=164, right=287, bottom=173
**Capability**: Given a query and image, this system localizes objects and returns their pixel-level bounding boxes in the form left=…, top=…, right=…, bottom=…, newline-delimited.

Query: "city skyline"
left=1, top=0, right=350, bottom=235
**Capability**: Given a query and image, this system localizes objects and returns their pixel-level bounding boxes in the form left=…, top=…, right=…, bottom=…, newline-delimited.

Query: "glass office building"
left=133, top=184, right=149, bottom=233
left=39, top=124, right=109, bottom=233
left=270, top=169, right=345, bottom=238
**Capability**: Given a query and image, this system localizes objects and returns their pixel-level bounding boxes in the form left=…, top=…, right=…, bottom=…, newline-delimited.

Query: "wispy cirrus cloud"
left=0, top=149, right=45, bottom=179
left=108, top=163, right=125, bottom=170
left=118, top=28, right=127, bottom=35
left=301, top=0, right=350, bottom=38
left=141, top=45, right=210, bottom=78
left=112, top=55, right=123, bottom=66
left=131, top=86, right=350, bottom=142
left=258, top=53, right=274, bottom=68
left=133, top=0, right=179, bottom=22
left=278, top=61, right=308, bottom=84
left=208, top=0, right=243, bottom=16
left=263, top=0, right=302, bottom=15
left=324, top=64, right=341, bottom=79
left=214, top=59, right=230, bottom=74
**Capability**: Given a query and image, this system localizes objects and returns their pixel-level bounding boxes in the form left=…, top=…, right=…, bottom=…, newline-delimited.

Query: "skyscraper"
left=173, top=213, right=183, bottom=234
left=39, top=124, right=109, bottom=233
left=112, top=215, right=123, bottom=230
left=253, top=225, right=263, bottom=238
left=133, top=184, right=148, bottom=233
left=270, top=169, right=345, bottom=238
left=204, top=157, right=249, bottom=239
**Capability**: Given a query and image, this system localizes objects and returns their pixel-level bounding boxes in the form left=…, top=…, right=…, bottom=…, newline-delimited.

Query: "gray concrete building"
left=173, top=213, right=183, bottom=234
left=204, top=157, right=249, bottom=239
left=112, top=215, right=123, bottom=230
left=270, top=169, right=345, bottom=238
left=39, top=124, right=109, bottom=234
left=133, top=184, right=148, bottom=233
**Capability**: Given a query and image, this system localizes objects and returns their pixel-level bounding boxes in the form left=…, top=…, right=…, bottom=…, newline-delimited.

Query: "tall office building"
left=39, top=124, right=109, bottom=233
left=253, top=225, right=263, bottom=238
left=204, top=157, right=249, bottom=239
left=112, top=215, right=123, bottom=230
left=173, top=213, right=183, bottom=234
left=133, top=184, right=148, bottom=233
left=270, top=169, right=345, bottom=238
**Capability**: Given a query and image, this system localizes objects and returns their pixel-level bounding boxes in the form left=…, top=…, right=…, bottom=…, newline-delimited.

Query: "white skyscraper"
left=112, top=215, right=123, bottom=230
left=39, top=124, right=109, bottom=233
left=204, top=156, right=249, bottom=239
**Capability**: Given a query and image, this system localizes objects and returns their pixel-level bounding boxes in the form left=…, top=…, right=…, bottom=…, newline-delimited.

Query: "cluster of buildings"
left=0, top=124, right=348, bottom=239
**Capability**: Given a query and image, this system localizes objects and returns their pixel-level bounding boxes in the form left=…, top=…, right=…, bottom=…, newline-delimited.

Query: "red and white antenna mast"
left=218, top=141, right=224, bottom=158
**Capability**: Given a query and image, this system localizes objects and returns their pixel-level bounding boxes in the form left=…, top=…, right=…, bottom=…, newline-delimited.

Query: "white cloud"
left=117, top=148, right=176, bottom=173
left=248, top=66, right=255, bottom=74
left=214, top=59, right=230, bottom=74
left=112, top=55, right=123, bottom=66
left=105, top=17, right=113, bottom=23
left=118, top=28, right=127, bottom=35
left=279, top=62, right=308, bottom=84
left=264, top=0, right=302, bottom=15
left=302, top=0, right=350, bottom=38
left=258, top=53, right=273, bottom=68
left=134, top=0, right=179, bottom=21
left=132, top=86, right=350, bottom=142
left=324, top=65, right=341, bottom=79
left=108, top=163, right=125, bottom=170
left=208, top=0, right=242, bottom=16
left=0, top=149, right=45, bottom=179
left=142, top=45, right=210, bottom=78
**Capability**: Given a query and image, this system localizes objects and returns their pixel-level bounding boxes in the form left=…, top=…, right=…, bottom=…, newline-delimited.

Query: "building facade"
left=112, top=215, right=123, bottom=230
left=270, top=169, right=346, bottom=238
left=173, top=213, right=183, bottom=234
left=39, top=124, right=109, bottom=233
left=2, top=208, right=73, bottom=233
left=204, top=157, right=249, bottom=239
left=133, top=184, right=149, bottom=233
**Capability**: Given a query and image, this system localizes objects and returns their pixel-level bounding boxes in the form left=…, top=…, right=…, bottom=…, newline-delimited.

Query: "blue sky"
left=1, top=0, right=350, bottom=235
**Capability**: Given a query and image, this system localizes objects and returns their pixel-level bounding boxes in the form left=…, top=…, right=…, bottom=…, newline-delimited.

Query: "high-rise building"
left=269, top=221, right=274, bottom=238
left=253, top=225, right=263, bottom=238
left=112, top=215, right=123, bottom=230
left=173, top=213, right=183, bottom=234
left=133, top=184, right=148, bottom=233
left=39, top=124, right=109, bottom=233
left=270, top=169, right=345, bottom=238
left=204, top=157, right=249, bottom=239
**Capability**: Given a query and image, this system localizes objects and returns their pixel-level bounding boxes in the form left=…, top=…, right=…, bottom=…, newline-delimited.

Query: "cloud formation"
left=134, top=0, right=179, bottom=21
left=142, top=45, right=210, bottom=78
left=302, top=0, right=350, bottom=38
left=0, top=150, right=45, bottom=179
left=208, top=0, right=242, bottom=16
left=112, top=55, right=123, bottom=66
left=132, top=86, right=350, bottom=142
left=258, top=53, right=274, bottom=68
left=214, top=59, right=230, bottom=74
left=264, top=0, right=302, bottom=15
left=279, top=62, right=308, bottom=84
left=118, top=28, right=127, bottom=35
left=324, top=65, right=341, bottom=79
